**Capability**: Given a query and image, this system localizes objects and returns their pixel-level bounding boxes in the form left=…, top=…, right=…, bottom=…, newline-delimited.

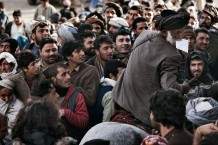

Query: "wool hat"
left=128, top=0, right=140, bottom=8
left=57, top=22, right=78, bottom=42
left=141, top=135, right=168, bottom=145
left=202, top=5, right=218, bottom=22
left=181, top=28, right=196, bottom=39
left=102, top=2, right=123, bottom=17
left=49, top=13, right=60, bottom=24
left=108, top=17, right=129, bottom=28
left=63, top=0, right=71, bottom=7
left=156, top=10, right=190, bottom=31
left=85, top=15, right=105, bottom=29
left=31, top=21, right=49, bottom=33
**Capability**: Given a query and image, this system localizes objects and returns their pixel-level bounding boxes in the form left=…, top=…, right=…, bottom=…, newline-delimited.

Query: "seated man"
left=150, top=89, right=193, bottom=145
left=38, top=37, right=64, bottom=71
left=8, top=51, right=44, bottom=102
left=0, top=79, right=23, bottom=141
left=43, top=63, right=89, bottom=141
left=62, top=40, right=100, bottom=107
left=184, top=51, right=214, bottom=100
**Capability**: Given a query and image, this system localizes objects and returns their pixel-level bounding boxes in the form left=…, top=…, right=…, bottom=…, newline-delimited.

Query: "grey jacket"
left=112, top=30, right=182, bottom=126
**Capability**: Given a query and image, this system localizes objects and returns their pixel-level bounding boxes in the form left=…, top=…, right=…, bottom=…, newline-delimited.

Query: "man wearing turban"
left=111, top=10, right=191, bottom=133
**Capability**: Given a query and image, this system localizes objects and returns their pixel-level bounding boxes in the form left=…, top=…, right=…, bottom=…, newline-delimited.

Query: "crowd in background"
left=0, top=0, right=218, bottom=145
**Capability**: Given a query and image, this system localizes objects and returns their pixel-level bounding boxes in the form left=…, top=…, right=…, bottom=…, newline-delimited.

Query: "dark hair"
left=113, top=28, right=130, bottom=42
left=195, top=28, right=209, bottom=36
left=144, top=7, right=152, bottom=12
left=43, top=62, right=68, bottom=79
left=0, top=58, right=15, bottom=69
left=62, top=40, right=83, bottom=59
left=84, top=139, right=110, bottom=145
left=0, top=2, right=4, bottom=9
left=31, top=79, right=54, bottom=97
left=17, top=51, right=36, bottom=69
left=104, top=59, right=126, bottom=78
left=39, top=37, right=57, bottom=50
left=78, top=23, right=93, bottom=34
left=210, top=81, right=218, bottom=101
left=129, top=5, right=143, bottom=16
left=94, top=35, right=113, bottom=50
left=13, top=10, right=21, bottom=17
left=12, top=99, right=65, bottom=140
left=78, top=31, right=96, bottom=43
left=150, top=89, right=186, bottom=129
left=132, top=17, right=147, bottom=30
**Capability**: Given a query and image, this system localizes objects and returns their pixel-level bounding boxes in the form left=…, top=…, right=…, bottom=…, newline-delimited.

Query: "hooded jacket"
left=184, top=50, right=214, bottom=85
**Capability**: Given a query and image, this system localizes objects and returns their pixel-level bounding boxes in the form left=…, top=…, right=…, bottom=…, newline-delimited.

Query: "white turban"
left=0, top=52, right=18, bottom=79
left=0, top=79, right=14, bottom=90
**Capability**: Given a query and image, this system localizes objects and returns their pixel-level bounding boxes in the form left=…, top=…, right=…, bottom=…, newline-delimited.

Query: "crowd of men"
left=0, top=0, right=218, bottom=145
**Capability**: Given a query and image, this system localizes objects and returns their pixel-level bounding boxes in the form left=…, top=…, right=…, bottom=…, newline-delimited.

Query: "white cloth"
left=0, top=52, right=17, bottom=79
left=10, top=22, right=25, bottom=39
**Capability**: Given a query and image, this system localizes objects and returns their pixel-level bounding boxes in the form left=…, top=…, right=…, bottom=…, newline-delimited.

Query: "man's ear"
left=95, top=49, right=99, bottom=55
left=32, top=33, right=36, bottom=40
left=51, top=77, right=56, bottom=83
left=161, top=30, right=167, bottom=39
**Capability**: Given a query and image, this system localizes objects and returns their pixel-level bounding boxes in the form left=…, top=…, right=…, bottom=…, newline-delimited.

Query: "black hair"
left=150, top=89, right=186, bottom=129
left=104, top=59, right=126, bottom=78
left=78, top=31, right=96, bottom=43
left=13, top=10, right=21, bottom=17
left=195, top=28, right=209, bottom=36
left=78, top=23, right=93, bottom=34
left=12, top=99, right=65, bottom=140
left=39, top=37, right=57, bottom=50
left=17, top=51, right=36, bottom=69
left=129, top=5, right=143, bottom=16
left=94, top=35, right=113, bottom=50
left=84, top=139, right=110, bottom=145
left=62, top=40, right=83, bottom=59
left=31, top=79, right=54, bottom=98
left=113, top=27, right=130, bottom=42
left=132, top=17, right=147, bottom=30
left=43, top=62, right=68, bottom=79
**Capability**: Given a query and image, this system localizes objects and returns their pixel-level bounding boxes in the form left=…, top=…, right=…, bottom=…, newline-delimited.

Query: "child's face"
left=0, top=88, right=13, bottom=103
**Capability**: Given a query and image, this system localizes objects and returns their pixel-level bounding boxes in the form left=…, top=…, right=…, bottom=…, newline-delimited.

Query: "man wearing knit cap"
left=102, top=2, right=123, bottom=23
left=5, top=10, right=25, bottom=39
left=85, top=15, right=106, bottom=36
left=198, top=5, right=218, bottom=80
left=108, top=17, right=129, bottom=34
left=111, top=10, right=191, bottom=132
left=181, top=26, right=196, bottom=54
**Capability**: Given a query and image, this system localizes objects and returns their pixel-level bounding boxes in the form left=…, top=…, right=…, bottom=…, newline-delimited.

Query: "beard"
left=199, top=22, right=211, bottom=29
left=166, top=31, right=176, bottom=46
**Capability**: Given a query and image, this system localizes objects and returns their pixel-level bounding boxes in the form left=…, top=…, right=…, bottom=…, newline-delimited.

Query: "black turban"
left=156, top=10, right=190, bottom=31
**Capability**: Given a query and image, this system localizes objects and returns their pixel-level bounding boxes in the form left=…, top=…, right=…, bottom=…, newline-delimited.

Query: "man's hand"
left=193, top=123, right=218, bottom=145
left=59, top=109, right=65, bottom=117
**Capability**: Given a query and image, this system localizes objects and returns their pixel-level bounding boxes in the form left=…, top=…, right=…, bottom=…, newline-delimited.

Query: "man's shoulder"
left=86, top=56, right=96, bottom=65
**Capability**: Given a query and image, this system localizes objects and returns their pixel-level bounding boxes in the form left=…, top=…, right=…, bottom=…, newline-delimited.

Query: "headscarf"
left=186, top=97, right=218, bottom=126
left=141, top=135, right=168, bottom=145
left=0, top=79, right=14, bottom=90
left=57, top=22, right=78, bottom=42
left=0, top=52, right=17, bottom=79
left=156, top=10, right=190, bottom=31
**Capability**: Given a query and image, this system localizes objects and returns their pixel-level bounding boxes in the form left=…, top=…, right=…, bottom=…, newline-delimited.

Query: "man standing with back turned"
left=111, top=10, right=191, bottom=133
